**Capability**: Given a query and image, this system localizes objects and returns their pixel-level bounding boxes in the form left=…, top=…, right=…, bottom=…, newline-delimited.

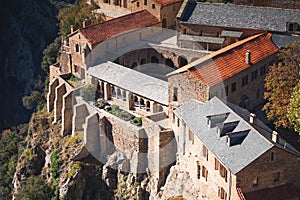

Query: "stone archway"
left=166, top=58, right=175, bottom=69
left=131, top=62, right=137, bottom=69
left=151, top=56, right=159, bottom=63
left=178, top=56, right=188, bottom=67
left=140, top=58, right=146, bottom=65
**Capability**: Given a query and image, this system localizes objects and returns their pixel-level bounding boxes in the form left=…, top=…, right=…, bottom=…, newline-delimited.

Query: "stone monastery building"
left=48, top=0, right=300, bottom=199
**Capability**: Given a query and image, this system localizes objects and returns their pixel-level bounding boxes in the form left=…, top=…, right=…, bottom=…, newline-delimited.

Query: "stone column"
left=114, top=86, right=119, bottom=99
left=103, top=82, right=111, bottom=100
left=150, top=101, right=156, bottom=113
left=127, top=92, right=134, bottom=110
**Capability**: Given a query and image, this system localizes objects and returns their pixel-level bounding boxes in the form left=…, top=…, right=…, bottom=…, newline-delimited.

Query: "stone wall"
left=168, top=71, right=209, bottom=105
left=237, top=147, right=300, bottom=193
left=210, top=54, right=276, bottom=110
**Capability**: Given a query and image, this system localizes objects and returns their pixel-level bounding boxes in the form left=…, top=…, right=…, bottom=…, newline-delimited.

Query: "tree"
left=57, top=0, right=104, bottom=37
left=263, top=42, right=300, bottom=128
left=14, top=176, right=52, bottom=200
left=287, top=81, right=300, bottom=133
left=22, top=91, right=45, bottom=111
left=41, top=37, right=61, bottom=73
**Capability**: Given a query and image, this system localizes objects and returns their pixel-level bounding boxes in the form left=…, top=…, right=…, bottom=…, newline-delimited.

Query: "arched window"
left=166, top=59, right=175, bottom=69
left=140, top=58, right=146, bottom=65
left=131, top=62, right=137, bottom=69
left=178, top=56, right=188, bottom=67
left=151, top=56, right=159, bottom=63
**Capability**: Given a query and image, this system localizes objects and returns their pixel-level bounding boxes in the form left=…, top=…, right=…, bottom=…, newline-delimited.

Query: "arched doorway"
left=131, top=62, right=137, bottom=69
left=140, top=58, right=146, bottom=65
left=166, top=59, right=175, bottom=69
left=178, top=56, right=188, bottom=67
left=162, top=19, right=167, bottom=28
left=151, top=56, right=159, bottom=63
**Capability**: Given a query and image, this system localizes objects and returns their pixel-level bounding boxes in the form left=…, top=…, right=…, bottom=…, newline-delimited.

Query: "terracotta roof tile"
left=177, top=32, right=279, bottom=86
left=244, top=183, right=298, bottom=200
left=154, top=0, right=183, bottom=6
left=79, top=10, right=159, bottom=45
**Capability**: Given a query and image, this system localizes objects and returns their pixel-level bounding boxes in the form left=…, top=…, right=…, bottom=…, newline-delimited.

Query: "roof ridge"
left=167, top=32, right=267, bottom=76
left=79, top=9, right=151, bottom=31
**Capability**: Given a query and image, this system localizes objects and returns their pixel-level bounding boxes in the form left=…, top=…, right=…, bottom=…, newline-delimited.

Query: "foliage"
left=95, top=98, right=109, bottom=109
left=14, top=175, right=52, bottom=200
left=131, top=117, right=142, bottom=126
left=50, top=148, right=60, bottom=200
left=66, top=75, right=83, bottom=88
left=80, top=84, right=97, bottom=101
left=57, top=0, right=104, bottom=37
left=41, top=37, right=61, bottom=73
left=263, top=42, right=300, bottom=128
left=107, top=105, right=135, bottom=121
left=22, top=91, right=45, bottom=111
left=0, top=125, right=27, bottom=200
left=50, top=149, right=60, bottom=180
left=287, top=82, right=300, bottom=133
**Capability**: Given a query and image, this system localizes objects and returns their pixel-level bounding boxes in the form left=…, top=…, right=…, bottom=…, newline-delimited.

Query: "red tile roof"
left=244, top=183, right=298, bottom=200
left=169, top=32, right=279, bottom=87
left=78, top=10, right=160, bottom=45
left=154, top=0, right=183, bottom=6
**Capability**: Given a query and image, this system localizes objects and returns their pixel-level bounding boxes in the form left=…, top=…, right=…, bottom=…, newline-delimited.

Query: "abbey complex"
left=46, top=0, right=300, bottom=199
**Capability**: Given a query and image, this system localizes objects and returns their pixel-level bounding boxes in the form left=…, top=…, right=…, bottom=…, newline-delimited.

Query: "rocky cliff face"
left=0, top=0, right=58, bottom=131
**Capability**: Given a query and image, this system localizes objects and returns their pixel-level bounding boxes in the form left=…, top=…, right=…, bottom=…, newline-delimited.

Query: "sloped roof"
left=244, top=183, right=298, bottom=200
left=87, top=61, right=168, bottom=105
left=154, top=0, right=183, bottom=6
left=174, top=97, right=300, bottom=174
left=181, top=2, right=300, bottom=32
left=78, top=10, right=159, bottom=45
left=168, top=32, right=279, bottom=86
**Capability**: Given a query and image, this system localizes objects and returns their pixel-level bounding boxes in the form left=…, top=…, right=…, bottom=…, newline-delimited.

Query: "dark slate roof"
left=179, top=34, right=225, bottom=44
left=181, top=3, right=300, bottom=32
left=174, top=97, right=300, bottom=174
left=271, top=33, right=300, bottom=48
left=87, top=62, right=168, bottom=105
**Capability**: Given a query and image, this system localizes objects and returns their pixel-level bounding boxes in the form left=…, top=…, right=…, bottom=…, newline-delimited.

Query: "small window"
left=260, top=65, right=267, bottom=76
left=251, top=70, right=258, bottom=81
left=144, top=0, right=147, bottom=5
left=197, top=162, right=201, bottom=179
left=152, top=3, right=155, bottom=9
left=189, top=129, right=194, bottom=144
left=253, top=177, right=258, bottom=186
left=270, top=152, right=275, bottom=162
left=75, top=43, right=80, bottom=52
left=173, top=87, right=178, bottom=101
left=218, top=187, right=227, bottom=200
left=215, top=158, right=220, bottom=170
left=137, top=1, right=140, bottom=7
left=273, top=172, right=280, bottom=182
left=225, top=86, right=229, bottom=96
left=231, top=82, right=236, bottom=93
left=202, top=166, right=208, bottom=181
left=177, top=118, right=180, bottom=127
left=202, top=145, right=208, bottom=161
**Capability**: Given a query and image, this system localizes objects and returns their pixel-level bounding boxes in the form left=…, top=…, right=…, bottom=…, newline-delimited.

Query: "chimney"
left=70, top=25, right=74, bottom=34
left=249, top=113, right=256, bottom=124
left=245, top=50, right=251, bottom=64
left=272, top=131, right=278, bottom=143
left=83, top=19, right=90, bottom=28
